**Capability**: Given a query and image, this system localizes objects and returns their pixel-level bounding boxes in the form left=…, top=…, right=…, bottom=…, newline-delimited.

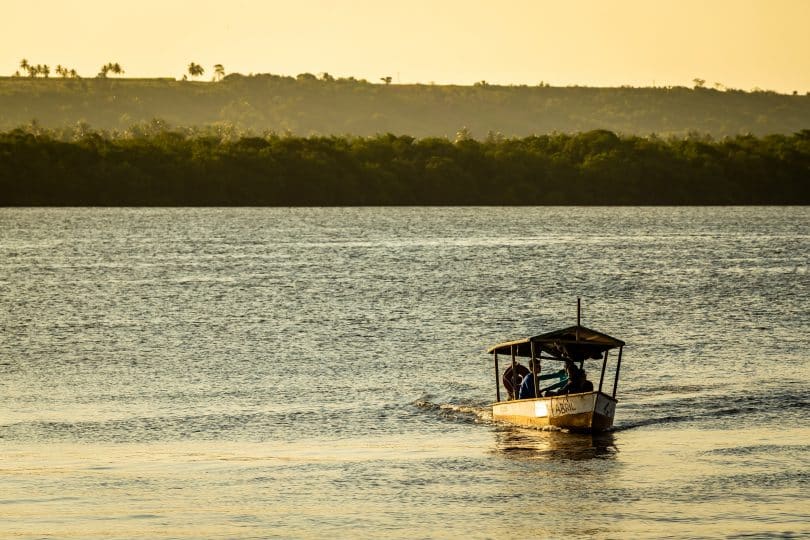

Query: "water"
left=1, top=207, right=808, bottom=539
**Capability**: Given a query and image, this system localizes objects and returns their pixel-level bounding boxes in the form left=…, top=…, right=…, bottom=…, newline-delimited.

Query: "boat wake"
left=612, top=414, right=694, bottom=431
left=412, top=381, right=810, bottom=434
left=614, top=383, right=809, bottom=431
left=412, top=396, right=491, bottom=424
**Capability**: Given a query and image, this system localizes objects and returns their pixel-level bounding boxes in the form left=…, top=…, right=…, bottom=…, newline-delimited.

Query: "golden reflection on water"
left=492, top=427, right=617, bottom=461
left=2, top=427, right=809, bottom=539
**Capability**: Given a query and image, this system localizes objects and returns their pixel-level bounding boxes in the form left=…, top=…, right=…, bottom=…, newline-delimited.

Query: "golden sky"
left=3, top=0, right=809, bottom=93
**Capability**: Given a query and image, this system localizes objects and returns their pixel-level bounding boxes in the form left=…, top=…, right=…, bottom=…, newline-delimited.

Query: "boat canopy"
left=486, top=325, right=624, bottom=361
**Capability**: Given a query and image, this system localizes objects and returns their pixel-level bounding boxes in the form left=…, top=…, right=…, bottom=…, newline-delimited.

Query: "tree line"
left=1, top=126, right=807, bottom=206
left=10, top=58, right=224, bottom=80
left=1, top=74, right=808, bottom=137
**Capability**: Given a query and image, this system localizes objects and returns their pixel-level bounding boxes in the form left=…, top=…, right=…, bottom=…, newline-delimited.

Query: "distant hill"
left=1, top=74, right=808, bottom=137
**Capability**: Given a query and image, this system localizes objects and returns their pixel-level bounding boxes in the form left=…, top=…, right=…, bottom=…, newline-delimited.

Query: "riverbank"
left=1, top=129, right=807, bottom=205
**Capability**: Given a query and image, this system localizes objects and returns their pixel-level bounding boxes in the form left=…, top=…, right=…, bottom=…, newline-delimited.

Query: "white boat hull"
left=492, top=391, right=616, bottom=432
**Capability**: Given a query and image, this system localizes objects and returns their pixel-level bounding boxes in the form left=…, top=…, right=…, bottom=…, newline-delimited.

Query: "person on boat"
left=518, top=361, right=542, bottom=399
left=502, top=362, right=530, bottom=400
left=545, top=360, right=587, bottom=396
left=561, top=359, right=587, bottom=394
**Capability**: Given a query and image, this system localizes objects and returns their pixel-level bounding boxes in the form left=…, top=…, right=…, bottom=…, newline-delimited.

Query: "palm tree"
left=97, top=62, right=123, bottom=78
left=69, top=68, right=78, bottom=78
left=213, top=64, right=225, bottom=81
left=21, top=59, right=36, bottom=77
left=187, top=62, right=204, bottom=79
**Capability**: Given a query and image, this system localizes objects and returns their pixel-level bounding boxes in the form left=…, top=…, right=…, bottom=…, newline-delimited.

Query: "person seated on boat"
left=545, top=360, right=586, bottom=396
left=518, top=362, right=542, bottom=399
left=561, top=359, right=587, bottom=394
left=502, top=363, right=530, bottom=400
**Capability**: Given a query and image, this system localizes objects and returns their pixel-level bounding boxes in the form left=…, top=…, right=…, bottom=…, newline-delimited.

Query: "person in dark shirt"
left=561, top=359, right=586, bottom=394
left=518, top=361, right=542, bottom=399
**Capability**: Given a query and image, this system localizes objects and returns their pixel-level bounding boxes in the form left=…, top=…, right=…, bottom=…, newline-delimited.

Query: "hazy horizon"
left=3, top=0, right=810, bottom=94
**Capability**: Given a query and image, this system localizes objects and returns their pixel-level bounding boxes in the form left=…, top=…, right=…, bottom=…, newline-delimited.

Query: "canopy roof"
left=486, top=325, right=624, bottom=361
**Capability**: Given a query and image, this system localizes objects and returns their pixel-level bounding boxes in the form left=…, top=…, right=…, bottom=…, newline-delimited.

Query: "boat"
left=487, top=300, right=625, bottom=432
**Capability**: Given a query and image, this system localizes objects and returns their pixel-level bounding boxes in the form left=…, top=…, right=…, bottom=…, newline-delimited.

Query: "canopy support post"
left=612, top=346, right=623, bottom=398
left=598, top=350, right=608, bottom=393
left=510, top=345, right=517, bottom=401
left=530, top=341, right=540, bottom=399
left=494, top=353, right=500, bottom=402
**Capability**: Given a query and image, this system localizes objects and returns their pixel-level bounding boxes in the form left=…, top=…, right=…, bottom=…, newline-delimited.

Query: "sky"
left=3, top=0, right=809, bottom=93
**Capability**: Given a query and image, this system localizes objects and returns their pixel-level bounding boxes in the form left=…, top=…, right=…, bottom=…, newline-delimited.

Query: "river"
left=1, top=207, right=808, bottom=539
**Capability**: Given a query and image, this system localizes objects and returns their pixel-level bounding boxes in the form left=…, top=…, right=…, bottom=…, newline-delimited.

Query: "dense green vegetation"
left=2, top=127, right=807, bottom=205
left=0, top=74, right=808, bottom=137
